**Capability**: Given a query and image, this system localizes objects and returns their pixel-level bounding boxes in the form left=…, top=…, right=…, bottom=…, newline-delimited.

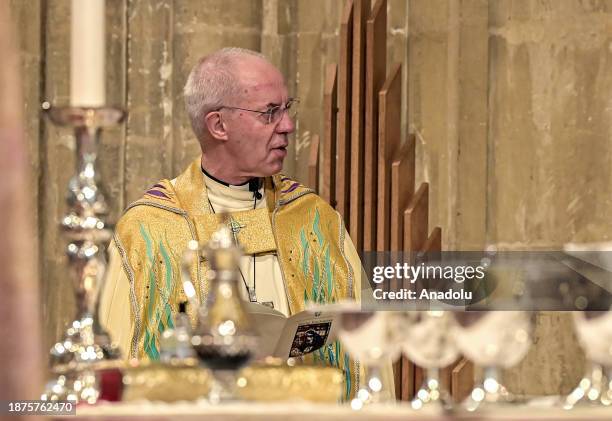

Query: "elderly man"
left=100, top=48, right=364, bottom=399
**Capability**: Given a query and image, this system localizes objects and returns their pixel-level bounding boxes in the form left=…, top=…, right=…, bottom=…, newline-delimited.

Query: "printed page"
left=244, top=301, right=287, bottom=358
left=274, top=310, right=339, bottom=358
left=244, top=302, right=339, bottom=359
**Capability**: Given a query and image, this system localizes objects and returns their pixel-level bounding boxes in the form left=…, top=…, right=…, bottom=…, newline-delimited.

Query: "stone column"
left=488, top=0, right=612, bottom=395
left=0, top=1, right=43, bottom=417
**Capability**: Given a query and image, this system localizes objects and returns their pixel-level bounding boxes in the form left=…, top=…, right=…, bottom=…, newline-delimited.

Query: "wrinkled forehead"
left=233, top=57, right=288, bottom=105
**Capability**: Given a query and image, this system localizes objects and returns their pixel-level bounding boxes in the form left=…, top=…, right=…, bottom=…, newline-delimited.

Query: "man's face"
left=221, top=57, right=295, bottom=178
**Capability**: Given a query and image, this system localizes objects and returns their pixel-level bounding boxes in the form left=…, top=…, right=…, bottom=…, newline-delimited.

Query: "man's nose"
left=276, top=109, right=295, bottom=134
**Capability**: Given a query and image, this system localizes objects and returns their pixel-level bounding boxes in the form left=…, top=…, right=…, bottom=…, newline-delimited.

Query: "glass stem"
left=426, top=368, right=440, bottom=390
left=484, top=366, right=500, bottom=385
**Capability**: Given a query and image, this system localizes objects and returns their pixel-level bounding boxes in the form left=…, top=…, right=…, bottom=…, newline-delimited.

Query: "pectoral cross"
left=226, top=216, right=245, bottom=244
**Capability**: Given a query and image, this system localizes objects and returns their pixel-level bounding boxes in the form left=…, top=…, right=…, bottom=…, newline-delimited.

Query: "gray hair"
left=184, top=47, right=267, bottom=142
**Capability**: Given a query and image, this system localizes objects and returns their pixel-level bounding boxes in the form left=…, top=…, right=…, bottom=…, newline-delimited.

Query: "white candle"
left=70, top=0, right=106, bottom=107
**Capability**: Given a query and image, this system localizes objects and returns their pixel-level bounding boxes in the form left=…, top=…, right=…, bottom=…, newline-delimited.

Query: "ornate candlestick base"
left=41, top=104, right=125, bottom=403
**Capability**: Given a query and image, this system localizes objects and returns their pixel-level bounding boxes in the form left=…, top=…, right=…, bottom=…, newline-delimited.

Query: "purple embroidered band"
left=281, top=182, right=300, bottom=194
left=146, top=189, right=170, bottom=200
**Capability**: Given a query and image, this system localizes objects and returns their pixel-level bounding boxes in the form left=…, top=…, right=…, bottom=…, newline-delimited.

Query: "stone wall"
left=9, top=0, right=612, bottom=395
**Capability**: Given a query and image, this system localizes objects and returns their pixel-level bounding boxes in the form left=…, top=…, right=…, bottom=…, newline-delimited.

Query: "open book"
left=244, top=302, right=339, bottom=359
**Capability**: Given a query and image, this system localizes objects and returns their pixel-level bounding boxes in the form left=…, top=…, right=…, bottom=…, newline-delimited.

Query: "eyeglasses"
left=217, top=98, right=299, bottom=125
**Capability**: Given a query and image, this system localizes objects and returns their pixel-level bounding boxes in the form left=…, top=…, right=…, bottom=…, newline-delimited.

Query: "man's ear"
left=204, top=111, right=229, bottom=141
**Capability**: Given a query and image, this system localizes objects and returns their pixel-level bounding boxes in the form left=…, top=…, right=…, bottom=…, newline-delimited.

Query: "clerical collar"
left=201, top=166, right=249, bottom=187
left=201, top=166, right=263, bottom=200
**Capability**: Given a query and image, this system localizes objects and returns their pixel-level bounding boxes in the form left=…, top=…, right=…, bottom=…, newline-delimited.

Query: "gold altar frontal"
left=121, top=359, right=344, bottom=403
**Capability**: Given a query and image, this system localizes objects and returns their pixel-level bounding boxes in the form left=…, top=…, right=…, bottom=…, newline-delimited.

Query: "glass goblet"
left=318, top=302, right=406, bottom=408
left=562, top=241, right=612, bottom=408
left=401, top=311, right=459, bottom=411
left=452, top=311, right=533, bottom=411
left=564, top=311, right=612, bottom=408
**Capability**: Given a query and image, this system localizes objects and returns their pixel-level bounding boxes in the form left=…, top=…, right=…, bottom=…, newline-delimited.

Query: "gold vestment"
left=102, top=157, right=364, bottom=399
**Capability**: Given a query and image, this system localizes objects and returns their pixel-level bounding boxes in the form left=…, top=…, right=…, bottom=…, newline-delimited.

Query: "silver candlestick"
left=41, top=104, right=125, bottom=404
